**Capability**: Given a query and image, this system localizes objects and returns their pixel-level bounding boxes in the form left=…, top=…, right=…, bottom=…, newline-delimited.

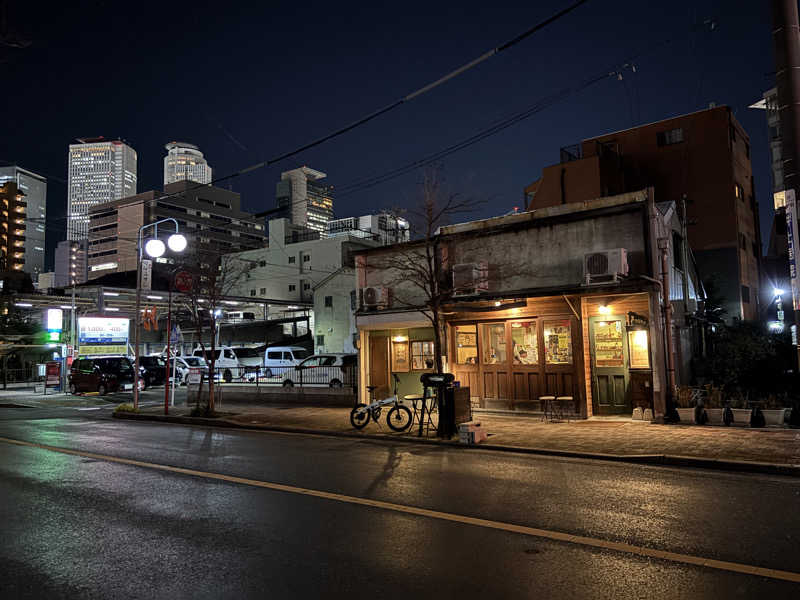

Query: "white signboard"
left=785, top=189, right=800, bottom=312
left=78, top=317, right=130, bottom=355
left=46, top=308, right=63, bottom=332
left=141, top=259, right=153, bottom=292
left=187, top=368, right=203, bottom=384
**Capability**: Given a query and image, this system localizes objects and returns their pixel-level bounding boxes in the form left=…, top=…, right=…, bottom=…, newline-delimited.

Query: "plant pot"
left=676, top=408, right=695, bottom=423
left=762, top=408, right=787, bottom=426
left=705, top=408, right=723, bottom=424
left=730, top=408, right=752, bottom=426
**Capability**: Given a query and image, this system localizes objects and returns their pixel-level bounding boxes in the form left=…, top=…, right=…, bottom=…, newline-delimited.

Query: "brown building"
left=524, top=106, right=760, bottom=321
left=0, top=181, right=26, bottom=272
left=87, top=181, right=266, bottom=279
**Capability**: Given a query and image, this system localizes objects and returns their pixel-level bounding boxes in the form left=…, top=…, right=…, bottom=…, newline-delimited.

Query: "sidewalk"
left=121, top=400, right=800, bottom=474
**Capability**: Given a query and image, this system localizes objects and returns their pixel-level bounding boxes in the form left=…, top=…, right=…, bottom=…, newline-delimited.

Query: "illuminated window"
left=455, top=324, right=478, bottom=365
left=411, top=341, right=435, bottom=370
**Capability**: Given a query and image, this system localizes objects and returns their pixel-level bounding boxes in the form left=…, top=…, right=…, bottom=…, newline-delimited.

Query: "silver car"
left=280, top=353, right=357, bottom=388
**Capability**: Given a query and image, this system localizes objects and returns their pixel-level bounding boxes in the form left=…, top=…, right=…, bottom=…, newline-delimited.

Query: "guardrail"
left=200, top=364, right=358, bottom=393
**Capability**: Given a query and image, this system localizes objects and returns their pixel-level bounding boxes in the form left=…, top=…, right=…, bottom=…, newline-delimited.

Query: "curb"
left=112, top=412, right=800, bottom=478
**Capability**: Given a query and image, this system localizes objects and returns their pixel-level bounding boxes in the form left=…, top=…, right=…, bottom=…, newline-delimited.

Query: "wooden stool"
left=539, top=396, right=555, bottom=421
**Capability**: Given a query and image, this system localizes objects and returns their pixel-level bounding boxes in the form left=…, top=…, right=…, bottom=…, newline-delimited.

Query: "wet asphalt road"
left=0, top=406, right=799, bottom=599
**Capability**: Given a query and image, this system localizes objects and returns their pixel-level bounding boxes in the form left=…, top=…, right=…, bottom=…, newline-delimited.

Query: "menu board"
left=628, top=329, right=650, bottom=369
left=391, top=340, right=410, bottom=372
left=594, top=320, right=624, bottom=367
left=544, top=320, right=572, bottom=365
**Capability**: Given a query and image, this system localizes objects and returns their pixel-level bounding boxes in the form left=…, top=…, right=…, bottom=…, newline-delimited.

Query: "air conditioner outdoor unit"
left=452, top=262, right=489, bottom=297
left=583, top=249, right=628, bottom=286
left=361, top=286, right=390, bottom=310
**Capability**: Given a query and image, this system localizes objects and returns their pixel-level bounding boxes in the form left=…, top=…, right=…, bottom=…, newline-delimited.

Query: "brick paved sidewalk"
left=145, top=401, right=800, bottom=467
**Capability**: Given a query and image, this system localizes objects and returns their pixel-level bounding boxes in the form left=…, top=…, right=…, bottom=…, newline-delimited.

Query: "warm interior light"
left=511, top=322, right=522, bottom=328
left=598, top=305, right=611, bottom=315
left=145, top=238, right=166, bottom=258
left=494, top=301, right=502, bottom=307
left=632, top=329, right=648, bottom=348
left=392, top=335, right=408, bottom=343
left=168, top=233, right=187, bottom=252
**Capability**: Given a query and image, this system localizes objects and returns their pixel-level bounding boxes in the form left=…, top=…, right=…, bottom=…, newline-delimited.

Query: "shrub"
left=114, top=403, right=139, bottom=414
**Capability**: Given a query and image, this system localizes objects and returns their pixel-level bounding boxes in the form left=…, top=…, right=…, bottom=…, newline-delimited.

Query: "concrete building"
left=524, top=106, right=759, bottom=322
left=54, top=239, right=88, bottom=287
left=163, top=141, right=212, bottom=186
left=327, top=213, right=410, bottom=245
left=36, top=271, right=55, bottom=290
left=68, top=138, right=137, bottom=241
left=0, top=166, right=46, bottom=277
left=87, top=181, right=265, bottom=279
left=229, top=218, right=378, bottom=353
left=0, top=181, right=26, bottom=272
left=275, top=167, right=334, bottom=237
left=355, top=189, right=704, bottom=422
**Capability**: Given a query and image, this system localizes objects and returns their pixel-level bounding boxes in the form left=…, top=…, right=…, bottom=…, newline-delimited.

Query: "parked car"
left=191, top=346, right=241, bottom=382
left=69, top=356, right=144, bottom=396
left=167, top=355, right=208, bottom=385
left=262, top=346, right=310, bottom=377
left=279, top=353, right=357, bottom=388
left=139, top=355, right=167, bottom=387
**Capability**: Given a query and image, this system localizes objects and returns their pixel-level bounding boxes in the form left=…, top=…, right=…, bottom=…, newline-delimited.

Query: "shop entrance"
left=588, top=315, right=630, bottom=415
left=369, top=336, right=390, bottom=398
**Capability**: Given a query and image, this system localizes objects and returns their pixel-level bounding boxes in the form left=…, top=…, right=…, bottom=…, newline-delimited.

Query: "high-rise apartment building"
left=524, top=106, right=759, bottom=321
left=0, top=181, right=26, bottom=272
left=55, top=240, right=88, bottom=287
left=275, top=167, right=334, bottom=237
left=67, top=137, right=137, bottom=241
left=87, top=181, right=265, bottom=278
left=0, top=166, right=45, bottom=276
left=163, top=141, right=212, bottom=186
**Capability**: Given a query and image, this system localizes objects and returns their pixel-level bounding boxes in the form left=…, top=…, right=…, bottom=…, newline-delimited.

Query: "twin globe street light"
left=133, top=218, right=187, bottom=409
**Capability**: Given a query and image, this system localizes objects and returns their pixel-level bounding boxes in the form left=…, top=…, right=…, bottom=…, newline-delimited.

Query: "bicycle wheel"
left=386, top=405, right=412, bottom=432
left=350, top=404, right=370, bottom=429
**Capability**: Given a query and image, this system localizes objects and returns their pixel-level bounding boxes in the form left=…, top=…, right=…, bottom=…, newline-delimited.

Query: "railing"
left=202, top=364, right=358, bottom=393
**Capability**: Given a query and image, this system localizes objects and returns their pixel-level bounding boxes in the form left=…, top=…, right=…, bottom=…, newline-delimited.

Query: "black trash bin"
left=420, top=373, right=456, bottom=438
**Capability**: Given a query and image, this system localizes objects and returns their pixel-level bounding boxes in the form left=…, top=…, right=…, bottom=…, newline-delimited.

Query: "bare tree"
left=180, top=253, right=250, bottom=414
left=365, top=168, right=483, bottom=372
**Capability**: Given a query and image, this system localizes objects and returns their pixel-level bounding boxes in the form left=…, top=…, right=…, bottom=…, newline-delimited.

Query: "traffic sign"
left=174, top=270, right=193, bottom=293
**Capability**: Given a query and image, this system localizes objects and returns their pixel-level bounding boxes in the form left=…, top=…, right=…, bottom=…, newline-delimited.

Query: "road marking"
left=1, top=435, right=799, bottom=584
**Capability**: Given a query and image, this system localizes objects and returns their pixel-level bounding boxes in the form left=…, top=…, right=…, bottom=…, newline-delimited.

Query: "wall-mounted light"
left=494, top=301, right=502, bottom=307
left=392, top=335, right=408, bottom=343
left=598, top=305, right=611, bottom=315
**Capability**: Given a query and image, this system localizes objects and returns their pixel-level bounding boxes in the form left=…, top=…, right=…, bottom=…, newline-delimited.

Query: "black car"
left=69, top=356, right=142, bottom=396
left=139, top=355, right=167, bottom=387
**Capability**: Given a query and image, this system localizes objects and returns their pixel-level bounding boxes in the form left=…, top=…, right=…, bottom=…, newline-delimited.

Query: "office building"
left=67, top=137, right=137, bottom=241
left=36, top=271, right=55, bottom=290
left=163, top=141, right=212, bottom=186
left=87, top=181, right=265, bottom=278
left=524, top=106, right=759, bottom=321
left=275, top=167, right=334, bottom=237
left=0, top=181, right=26, bottom=272
left=0, top=166, right=46, bottom=277
left=327, top=213, right=410, bottom=245
left=54, top=239, right=88, bottom=287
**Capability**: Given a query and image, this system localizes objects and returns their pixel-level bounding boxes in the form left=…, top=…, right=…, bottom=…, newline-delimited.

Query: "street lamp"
left=133, top=219, right=187, bottom=409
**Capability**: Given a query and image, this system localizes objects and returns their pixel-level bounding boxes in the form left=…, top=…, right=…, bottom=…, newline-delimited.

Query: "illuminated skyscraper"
left=67, top=137, right=137, bottom=240
left=275, top=167, right=334, bottom=237
left=163, top=141, right=212, bottom=186
left=0, top=166, right=46, bottom=276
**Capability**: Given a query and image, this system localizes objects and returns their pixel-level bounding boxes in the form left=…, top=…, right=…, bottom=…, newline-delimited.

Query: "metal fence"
left=204, top=364, right=358, bottom=393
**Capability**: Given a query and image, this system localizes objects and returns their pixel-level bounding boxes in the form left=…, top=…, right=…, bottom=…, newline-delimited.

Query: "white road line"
left=1, top=435, right=798, bottom=584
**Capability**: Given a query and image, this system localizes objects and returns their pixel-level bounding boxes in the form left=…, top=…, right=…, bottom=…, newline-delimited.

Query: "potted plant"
left=762, top=394, right=787, bottom=427
left=704, top=386, right=724, bottom=425
left=675, top=387, right=695, bottom=423
left=729, top=392, right=752, bottom=427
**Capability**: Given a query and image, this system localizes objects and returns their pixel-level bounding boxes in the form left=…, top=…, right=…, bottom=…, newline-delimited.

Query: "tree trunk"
left=432, top=310, right=444, bottom=373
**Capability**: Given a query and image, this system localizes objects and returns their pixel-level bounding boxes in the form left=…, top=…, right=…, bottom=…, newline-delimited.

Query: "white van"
left=192, top=345, right=241, bottom=382
left=262, top=346, right=310, bottom=377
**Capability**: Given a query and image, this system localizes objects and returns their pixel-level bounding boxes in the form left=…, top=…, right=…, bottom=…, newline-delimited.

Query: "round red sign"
left=174, top=271, right=193, bottom=293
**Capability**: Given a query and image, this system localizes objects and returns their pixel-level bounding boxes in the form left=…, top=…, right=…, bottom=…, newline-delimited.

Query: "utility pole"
left=772, top=0, right=800, bottom=370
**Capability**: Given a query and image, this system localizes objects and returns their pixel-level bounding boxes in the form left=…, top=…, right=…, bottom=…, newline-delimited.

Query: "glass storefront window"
left=481, top=323, right=506, bottom=364
left=544, top=320, right=572, bottom=365
left=511, top=321, right=538, bottom=365
left=411, top=341, right=435, bottom=370
left=628, top=329, right=650, bottom=369
left=455, top=325, right=478, bottom=364
left=594, top=320, right=624, bottom=367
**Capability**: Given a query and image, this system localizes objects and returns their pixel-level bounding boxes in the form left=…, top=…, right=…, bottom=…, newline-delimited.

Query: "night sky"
left=0, top=1, right=777, bottom=270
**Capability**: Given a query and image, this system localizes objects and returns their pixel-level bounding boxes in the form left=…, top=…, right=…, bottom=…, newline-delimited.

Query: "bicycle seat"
left=366, top=385, right=378, bottom=393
